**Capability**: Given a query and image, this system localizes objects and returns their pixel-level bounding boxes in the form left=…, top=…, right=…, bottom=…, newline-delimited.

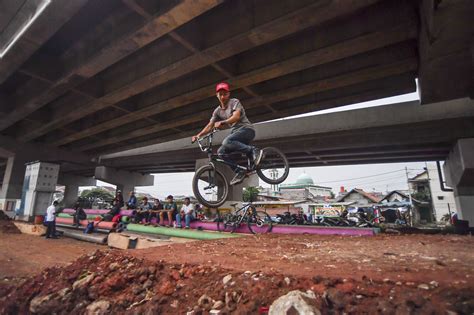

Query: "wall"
left=426, top=162, right=457, bottom=220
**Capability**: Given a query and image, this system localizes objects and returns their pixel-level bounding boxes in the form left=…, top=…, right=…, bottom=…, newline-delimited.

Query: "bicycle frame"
left=222, top=203, right=255, bottom=226
left=195, top=130, right=253, bottom=173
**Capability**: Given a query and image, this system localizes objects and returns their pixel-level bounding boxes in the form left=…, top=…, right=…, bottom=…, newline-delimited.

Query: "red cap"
left=215, top=82, right=230, bottom=92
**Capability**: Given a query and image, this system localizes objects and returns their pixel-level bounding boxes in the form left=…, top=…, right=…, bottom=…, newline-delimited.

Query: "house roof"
left=409, top=170, right=428, bottom=181
left=252, top=200, right=307, bottom=206
left=336, top=188, right=382, bottom=203
left=380, top=190, right=409, bottom=202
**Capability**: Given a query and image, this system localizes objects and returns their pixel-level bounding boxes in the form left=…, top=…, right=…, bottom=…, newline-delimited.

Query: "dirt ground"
left=0, top=229, right=473, bottom=314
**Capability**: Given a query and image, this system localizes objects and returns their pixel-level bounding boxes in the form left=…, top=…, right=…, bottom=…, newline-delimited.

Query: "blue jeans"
left=176, top=213, right=194, bottom=228
left=217, top=127, right=255, bottom=157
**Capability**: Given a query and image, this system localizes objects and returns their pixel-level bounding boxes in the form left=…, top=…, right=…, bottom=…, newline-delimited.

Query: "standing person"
left=191, top=82, right=263, bottom=185
left=127, top=191, right=137, bottom=209
left=176, top=197, right=194, bottom=229
left=160, top=195, right=177, bottom=227
left=45, top=201, right=59, bottom=239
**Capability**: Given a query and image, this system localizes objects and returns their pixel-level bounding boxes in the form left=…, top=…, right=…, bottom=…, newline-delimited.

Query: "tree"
left=243, top=186, right=260, bottom=202
left=80, top=188, right=114, bottom=201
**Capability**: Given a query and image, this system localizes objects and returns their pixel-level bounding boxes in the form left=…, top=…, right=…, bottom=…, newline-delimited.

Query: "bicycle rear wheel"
left=256, top=147, right=289, bottom=185
left=193, top=165, right=228, bottom=208
left=247, top=209, right=272, bottom=234
left=217, top=211, right=236, bottom=232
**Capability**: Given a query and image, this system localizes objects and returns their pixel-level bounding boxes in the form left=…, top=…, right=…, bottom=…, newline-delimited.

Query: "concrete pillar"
left=444, top=138, right=474, bottom=227
left=195, top=158, right=258, bottom=202
left=63, top=185, right=79, bottom=207
left=0, top=154, right=29, bottom=211
left=94, top=166, right=154, bottom=195
left=58, top=173, right=96, bottom=207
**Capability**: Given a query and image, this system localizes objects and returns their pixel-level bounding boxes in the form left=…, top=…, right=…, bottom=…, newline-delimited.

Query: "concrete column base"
left=444, top=138, right=474, bottom=227
left=454, top=195, right=474, bottom=224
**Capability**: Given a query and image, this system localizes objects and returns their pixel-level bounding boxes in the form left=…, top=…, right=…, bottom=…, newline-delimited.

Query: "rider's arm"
left=195, top=120, right=215, bottom=138
left=222, top=109, right=241, bottom=126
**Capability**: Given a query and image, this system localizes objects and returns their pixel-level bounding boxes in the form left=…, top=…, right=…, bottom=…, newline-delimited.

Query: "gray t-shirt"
left=210, top=98, right=253, bottom=131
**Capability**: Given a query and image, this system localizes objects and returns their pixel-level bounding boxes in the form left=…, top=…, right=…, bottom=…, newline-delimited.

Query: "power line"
left=317, top=169, right=407, bottom=184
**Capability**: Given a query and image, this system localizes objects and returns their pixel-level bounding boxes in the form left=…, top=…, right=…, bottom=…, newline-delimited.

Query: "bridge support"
left=195, top=159, right=258, bottom=203
left=0, top=153, right=29, bottom=212
left=94, top=166, right=154, bottom=195
left=444, top=138, right=474, bottom=227
left=58, top=173, right=96, bottom=207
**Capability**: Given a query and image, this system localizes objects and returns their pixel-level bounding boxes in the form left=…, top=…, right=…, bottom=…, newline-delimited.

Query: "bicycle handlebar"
left=193, top=128, right=219, bottom=152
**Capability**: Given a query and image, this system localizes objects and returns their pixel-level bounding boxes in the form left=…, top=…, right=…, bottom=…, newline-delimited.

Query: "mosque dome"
left=295, top=173, right=314, bottom=185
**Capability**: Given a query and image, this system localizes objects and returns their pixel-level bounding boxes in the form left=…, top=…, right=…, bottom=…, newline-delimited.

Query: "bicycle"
left=217, top=202, right=272, bottom=234
left=192, top=129, right=289, bottom=208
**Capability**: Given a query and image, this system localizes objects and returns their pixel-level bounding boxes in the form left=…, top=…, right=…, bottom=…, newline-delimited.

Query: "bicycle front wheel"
left=247, top=209, right=272, bottom=234
left=192, top=165, right=229, bottom=208
left=256, top=147, right=289, bottom=184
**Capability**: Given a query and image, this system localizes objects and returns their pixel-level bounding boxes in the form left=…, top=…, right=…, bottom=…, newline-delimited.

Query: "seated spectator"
left=195, top=204, right=205, bottom=221
left=176, top=197, right=194, bottom=229
left=73, top=202, right=87, bottom=226
left=148, top=198, right=163, bottom=226
left=104, top=199, right=121, bottom=222
left=113, top=190, right=124, bottom=209
left=136, top=197, right=153, bottom=224
left=127, top=191, right=137, bottom=209
left=160, top=195, right=177, bottom=227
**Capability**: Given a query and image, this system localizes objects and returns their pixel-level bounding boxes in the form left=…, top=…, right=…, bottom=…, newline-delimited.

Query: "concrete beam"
left=418, top=0, right=474, bottom=103
left=0, top=0, right=223, bottom=132
left=75, top=54, right=417, bottom=151
left=100, top=98, right=474, bottom=161
left=0, top=135, right=94, bottom=165
left=0, top=0, right=88, bottom=84
left=101, top=74, right=415, bottom=153
left=69, top=26, right=418, bottom=150
left=94, top=166, right=154, bottom=192
left=18, top=0, right=380, bottom=142
left=58, top=173, right=96, bottom=187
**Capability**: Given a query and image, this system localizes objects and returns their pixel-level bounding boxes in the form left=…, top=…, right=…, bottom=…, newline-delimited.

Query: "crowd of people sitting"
left=87, top=191, right=200, bottom=229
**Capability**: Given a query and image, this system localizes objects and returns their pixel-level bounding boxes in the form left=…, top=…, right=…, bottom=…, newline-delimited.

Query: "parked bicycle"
left=192, top=129, right=289, bottom=208
left=217, top=202, right=272, bottom=234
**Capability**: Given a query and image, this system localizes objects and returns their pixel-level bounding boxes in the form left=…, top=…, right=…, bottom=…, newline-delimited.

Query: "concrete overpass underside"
left=95, top=99, right=474, bottom=175
left=0, top=0, right=472, bottom=179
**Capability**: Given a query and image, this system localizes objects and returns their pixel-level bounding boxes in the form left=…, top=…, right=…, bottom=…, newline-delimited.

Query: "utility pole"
left=405, top=166, right=414, bottom=226
left=425, top=162, right=436, bottom=222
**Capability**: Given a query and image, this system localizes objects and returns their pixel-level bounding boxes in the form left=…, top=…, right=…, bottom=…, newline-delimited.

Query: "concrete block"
left=107, top=232, right=132, bottom=249
left=12, top=221, right=46, bottom=236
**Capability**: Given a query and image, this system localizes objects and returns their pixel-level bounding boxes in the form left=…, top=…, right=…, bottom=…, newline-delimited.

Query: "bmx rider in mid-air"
left=192, top=82, right=262, bottom=185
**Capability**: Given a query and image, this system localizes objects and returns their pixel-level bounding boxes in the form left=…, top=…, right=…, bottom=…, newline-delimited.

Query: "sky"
left=96, top=90, right=427, bottom=199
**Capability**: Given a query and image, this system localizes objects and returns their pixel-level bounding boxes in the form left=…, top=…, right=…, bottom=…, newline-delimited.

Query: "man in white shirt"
left=45, top=201, right=59, bottom=239
left=175, top=197, right=194, bottom=229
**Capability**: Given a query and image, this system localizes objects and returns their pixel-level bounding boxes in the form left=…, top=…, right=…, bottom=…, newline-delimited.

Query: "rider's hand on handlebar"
left=214, top=121, right=226, bottom=129
left=191, top=135, right=199, bottom=143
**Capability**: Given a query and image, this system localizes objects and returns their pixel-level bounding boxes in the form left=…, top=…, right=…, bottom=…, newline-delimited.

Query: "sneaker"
left=252, top=148, right=263, bottom=166
left=230, top=171, right=247, bottom=185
